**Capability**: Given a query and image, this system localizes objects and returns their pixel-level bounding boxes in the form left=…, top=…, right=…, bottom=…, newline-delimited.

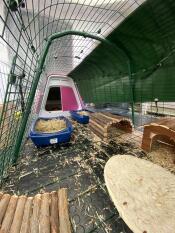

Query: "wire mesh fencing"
left=0, top=0, right=175, bottom=184
left=0, top=0, right=145, bottom=181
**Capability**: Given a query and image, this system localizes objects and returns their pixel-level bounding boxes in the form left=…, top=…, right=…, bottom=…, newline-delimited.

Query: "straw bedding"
left=78, top=111, right=89, bottom=116
left=35, top=119, right=66, bottom=133
left=147, top=142, right=175, bottom=173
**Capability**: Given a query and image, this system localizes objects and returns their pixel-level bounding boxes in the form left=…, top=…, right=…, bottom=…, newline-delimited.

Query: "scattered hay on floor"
left=108, top=127, right=126, bottom=138
left=147, top=142, right=175, bottom=173
left=35, top=118, right=66, bottom=133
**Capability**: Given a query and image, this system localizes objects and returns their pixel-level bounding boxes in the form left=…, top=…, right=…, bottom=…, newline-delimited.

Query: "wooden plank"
left=93, top=113, right=132, bottom=133
left=89, top=119, right=107, bottom=132
left=1, top=195, right=18, bottom=233
left=50, top=191, right=59, bottom=233
left=39, top=193, right=50, bottom=233
left=98, top=112, right=120, bottom=123
left=101, top=112, right=123, bottom=121
left=20, top=197, right=33, bottom=233
left=89, top=129, right=106, bottom=141
left=89, top=122, right=107, bottom=136
left=150, top=118, right=175, bottom=131
left=90, top=115, right=106, bottom=127
left=58, top=188, right=71, bottom=233
left=10, top=195, right=27, bottom=233
left=104, top=155, right=175, bottom=233
left=91, top=113, right=112, bottom=126
left=30, top=194, right=41, bottom=233
left=0, top=194, right=11, bottom=224
left=89, top=124, right=107, bottom=140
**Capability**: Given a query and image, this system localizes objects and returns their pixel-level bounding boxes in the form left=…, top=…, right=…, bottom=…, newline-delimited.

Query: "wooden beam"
left=30, top=194, right=41, bottom=233
left=10, top=195, right=27, bottom=233
left=39, top=193, right=50, bottom=233
left=20, top=197, right=33, bottom=233
left=58, top=189, right=71, bottom=233
left=1, top=195, right=18, bottom=233
left=50, top=191, right=59, bottom=233
left=0, top=194, right=11, bottom=224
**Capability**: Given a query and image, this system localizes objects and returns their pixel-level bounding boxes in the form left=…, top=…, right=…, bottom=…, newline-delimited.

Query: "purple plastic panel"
left=61, top=86, right=79, bottom=111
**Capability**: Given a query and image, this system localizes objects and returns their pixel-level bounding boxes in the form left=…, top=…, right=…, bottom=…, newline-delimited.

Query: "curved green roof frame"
left=13, top=30, right=135, bottom=160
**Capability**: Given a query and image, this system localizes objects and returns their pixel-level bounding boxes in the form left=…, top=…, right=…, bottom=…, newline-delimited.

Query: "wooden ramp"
left=104, top=155, right=175, bottom=233
left=141, top=118, right=175, bottom=152
left=0, top=188, right=71, bottom=233
left=89, top=112, right=132, bottom=141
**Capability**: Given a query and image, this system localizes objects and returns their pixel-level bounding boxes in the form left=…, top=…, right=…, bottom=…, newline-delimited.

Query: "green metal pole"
left=13, top=30, right=131, bottom=161
left=13, top=40, right=52, bottom=162
left=48, top=30, right=122, bottom=49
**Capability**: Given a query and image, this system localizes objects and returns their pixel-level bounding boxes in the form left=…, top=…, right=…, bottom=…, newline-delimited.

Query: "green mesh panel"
left=70, top=0, right=175, bottom=103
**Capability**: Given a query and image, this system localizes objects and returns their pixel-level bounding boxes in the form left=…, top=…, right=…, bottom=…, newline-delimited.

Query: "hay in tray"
left=78, top=111, right=89, bottom=116
left=35, top=118, right=66, bottom=133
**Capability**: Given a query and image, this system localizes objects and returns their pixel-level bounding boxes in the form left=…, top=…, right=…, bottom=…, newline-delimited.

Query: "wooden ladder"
left=0, top=188, right=71, bottom=233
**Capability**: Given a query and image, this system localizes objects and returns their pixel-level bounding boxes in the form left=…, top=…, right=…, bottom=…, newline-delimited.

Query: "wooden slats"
left=20, top=197, right=33, bottom=233
left=89, top=123, right=107, bottom=141
left=10, top=195, right=27, bottom=233
left=101, top=112, right=123, bottom=121
left=30, top=194, right=41, bottom=233
left=0, top=189, right=71, bottom=233
left=58, top=189, right=71, bottom=233
left=89, top=112, right=132, bottom=140
left=50, top=191, right=59, bottom=233
left=1, top=195, right=18, bottom=233
left=0, top=194, right=11, bottom=224
left=40, top=193, right=50, bottom=233
left=92, top=113, right=112, bottom=126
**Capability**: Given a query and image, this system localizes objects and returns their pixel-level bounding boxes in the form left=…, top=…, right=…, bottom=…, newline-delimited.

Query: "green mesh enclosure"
left=0, top=0, right=175, bottom=182
left=70, top=0, right=175, bottom=103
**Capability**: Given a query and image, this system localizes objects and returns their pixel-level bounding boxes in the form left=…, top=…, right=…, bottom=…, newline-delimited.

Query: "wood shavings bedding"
left=35, top=119, right=66, bottom=133
left=78, top=111, right=89, bottom=116
left=147, top=142, right=175, bottom=174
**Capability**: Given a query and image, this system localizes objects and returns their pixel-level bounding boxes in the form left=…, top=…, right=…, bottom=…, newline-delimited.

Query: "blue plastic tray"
left=29, top=116, right=73, bottom=147
left=70, top=110, right=89, bottom=124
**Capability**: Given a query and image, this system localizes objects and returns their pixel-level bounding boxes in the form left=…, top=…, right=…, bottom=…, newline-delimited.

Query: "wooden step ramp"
left=89, top=112, right=132, bottom=141
left=0, top=188, right=71, bottom=233
left=141, top=118, right=175, bottom=152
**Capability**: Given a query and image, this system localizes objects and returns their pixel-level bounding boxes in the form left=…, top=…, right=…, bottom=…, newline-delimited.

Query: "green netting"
left=70, top=0, right=175, bottom=103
